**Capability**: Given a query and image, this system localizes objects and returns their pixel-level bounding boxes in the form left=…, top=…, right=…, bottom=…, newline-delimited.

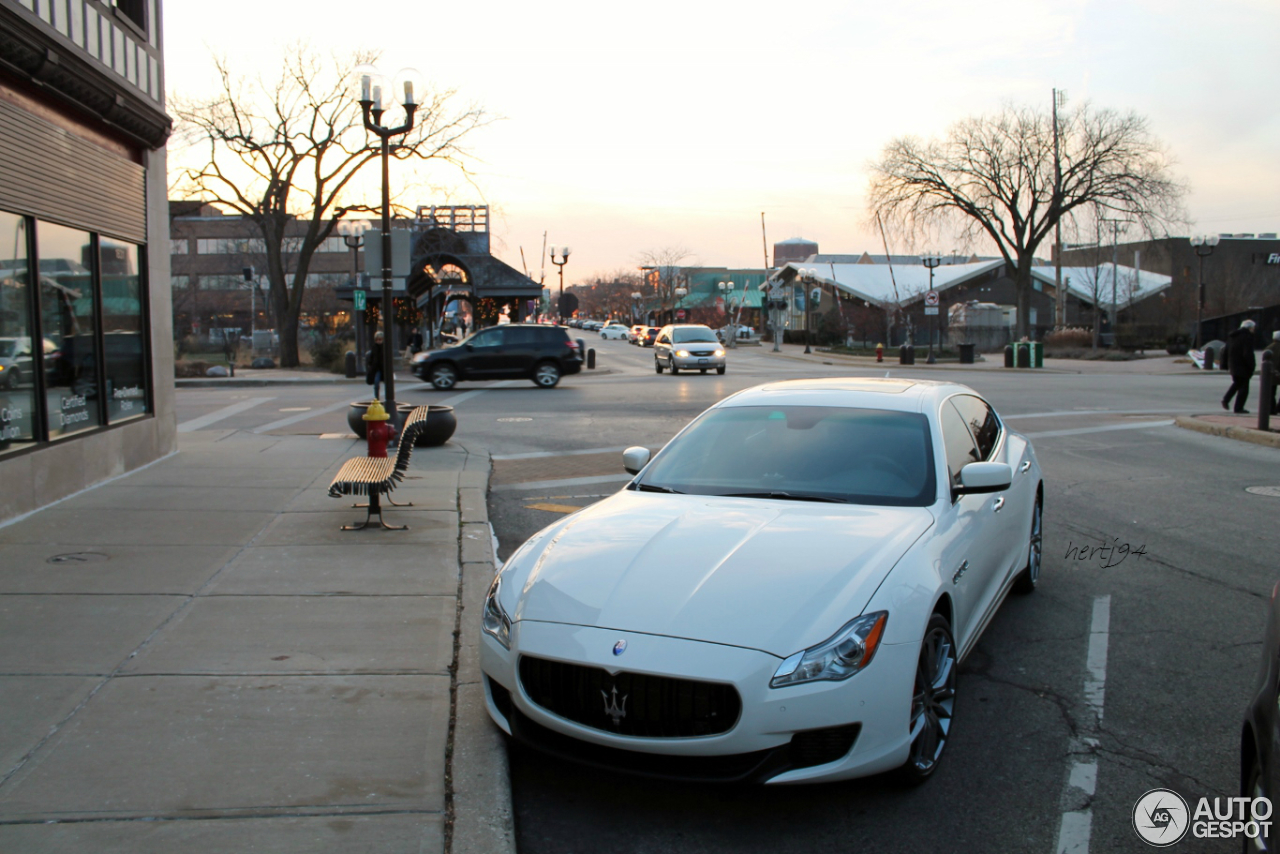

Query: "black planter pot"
left=347, top=400, right=379, bottom=439
left=399, top=404, right=457, bottom=447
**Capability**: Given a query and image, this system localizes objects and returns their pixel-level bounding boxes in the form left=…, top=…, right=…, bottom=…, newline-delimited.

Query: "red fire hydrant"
left=876, top=343, right=884, bottom=363
left=364, top=399, right=391, bottom=458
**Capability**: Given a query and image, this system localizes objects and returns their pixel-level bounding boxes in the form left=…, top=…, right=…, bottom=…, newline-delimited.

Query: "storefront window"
left=0, top=212, right=37, bottom=455
left=99, top=237, right=148, bottom=422
left=38, top=221, right=101, bottom=438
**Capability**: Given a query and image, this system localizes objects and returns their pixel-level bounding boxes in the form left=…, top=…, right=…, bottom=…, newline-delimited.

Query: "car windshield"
left=635, top=405, right=936, bottom=507
left=0, top=341, right=14, bottom=358
left=673, top=327, right=718, bottom=344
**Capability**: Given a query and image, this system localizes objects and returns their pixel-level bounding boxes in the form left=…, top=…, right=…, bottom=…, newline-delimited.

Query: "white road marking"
left=1005, top=408, right=1188, bottom=420
left=493, top=446, right=632, bottom=461
left=491, top=474, right=632, bottom=492
left=176, top=397, right=274, bottom=432
left=435, top=380, right=524, bottom=408
left=1026, top=420, right=1174, bottom=440
left=252, top=400, right=351, bottom=433
left=1055, top=595, right=1111, bottom=854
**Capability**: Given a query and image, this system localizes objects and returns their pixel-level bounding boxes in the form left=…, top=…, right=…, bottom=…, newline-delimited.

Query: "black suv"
left=411, top=324, right=583, bottom=390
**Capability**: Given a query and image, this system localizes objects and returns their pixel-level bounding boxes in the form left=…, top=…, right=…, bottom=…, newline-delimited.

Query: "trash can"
left=1016, top=342, right=1031, bottom=368
left=1203, top=346, right=1216, bottom=371
left=1030, top=341, right=1043, bottom=368
left=1004, top=345, right=1014, bottom=368
left=958, top=343, right=975, bottom=365
left=899, top=344, right=910, bottom=365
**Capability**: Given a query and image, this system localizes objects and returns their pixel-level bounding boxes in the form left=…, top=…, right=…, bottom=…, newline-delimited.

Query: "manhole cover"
left=1246, top=486, right=1280, bottom=498
left=46, top=552, right=110, bottom=565
left=496, top=417, right=533, bottom=422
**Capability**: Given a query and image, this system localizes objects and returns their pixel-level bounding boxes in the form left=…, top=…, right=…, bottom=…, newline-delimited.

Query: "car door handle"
left=1019, top=461, right=1031, bottom=473
left=992, top=497, right=1005, bottom=512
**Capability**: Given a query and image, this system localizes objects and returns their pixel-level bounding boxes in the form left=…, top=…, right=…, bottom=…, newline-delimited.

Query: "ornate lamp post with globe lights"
left=1190, top=234, right=1219, bottom=348
left=673, top=286, right=687, bottom=325
left=550, top=245, right=571, bottom=320
left=338, top=218, right=370, bottom=371
left=354, top=62, right=425, bottom=433
left=921, top=253, right=942, bottom=364
left=718, top=280, right=737, bottom=348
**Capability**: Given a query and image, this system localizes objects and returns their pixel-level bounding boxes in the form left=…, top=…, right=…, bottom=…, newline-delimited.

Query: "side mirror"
left=623, top=446, right=651, bottom=475
left=955, top=462, right=1012, bottom=495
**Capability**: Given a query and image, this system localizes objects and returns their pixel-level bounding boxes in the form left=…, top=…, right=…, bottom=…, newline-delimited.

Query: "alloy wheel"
left=430, top=364, right=457, bottom=390
left=1015, top=496, right=1043, bottom=594
left=902, top=615, right=956, bottom=782
left=534, top=362, right=561, bottom=388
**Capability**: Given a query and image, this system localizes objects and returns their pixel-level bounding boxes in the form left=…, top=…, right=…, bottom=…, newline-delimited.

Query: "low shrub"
left=174, top=360, right=212, bottom=378
left=1044, top=327, right=1092, bottom=349
left=308, top=338, right=348, bottom=374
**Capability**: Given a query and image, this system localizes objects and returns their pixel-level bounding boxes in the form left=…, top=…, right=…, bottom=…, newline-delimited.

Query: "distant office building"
left=0, top=0, right=172, bottom=522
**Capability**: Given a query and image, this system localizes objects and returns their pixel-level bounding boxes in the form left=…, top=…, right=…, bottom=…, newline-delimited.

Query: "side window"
left=940, top=402, right=981, bottom=489
left=950, top=395, right=1000, bottom=460
left=505, top=327, right=536, bottom=346
left=472, top=329, right=504, bottom=348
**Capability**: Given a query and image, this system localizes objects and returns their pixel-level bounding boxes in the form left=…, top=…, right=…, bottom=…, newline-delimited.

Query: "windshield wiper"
left=634, top=483, right=684, bottom=494
left=722, top=491, right=848, bottom=503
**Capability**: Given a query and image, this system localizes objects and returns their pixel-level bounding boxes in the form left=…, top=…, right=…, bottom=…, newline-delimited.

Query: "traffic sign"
left=924, top=306, right=939, bottom=316
left=676, top=309, right=686, bottom=320
left=925, top=290, right=940, bottom=306
left=353, top=289, right=367, bottom=311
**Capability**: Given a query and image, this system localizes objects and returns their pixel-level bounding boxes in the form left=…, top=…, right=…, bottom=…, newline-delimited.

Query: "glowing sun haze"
left=162, top=0, right=1280, bottom=283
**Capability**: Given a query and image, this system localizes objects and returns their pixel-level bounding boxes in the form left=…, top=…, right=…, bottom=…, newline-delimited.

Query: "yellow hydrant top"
left=362, top=400, right=390, bottom=421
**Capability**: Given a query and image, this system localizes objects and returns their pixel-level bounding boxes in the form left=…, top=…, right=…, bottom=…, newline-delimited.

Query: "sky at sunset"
left=162, top=0, right=1280, bottom=284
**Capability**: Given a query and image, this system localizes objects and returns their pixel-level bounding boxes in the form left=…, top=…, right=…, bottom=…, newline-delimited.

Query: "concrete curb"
left=1174, top=416, right=1280, bottom=449
left=450, top=451, right=517, bottom=854
left=176, top=376, right=363, bottom=388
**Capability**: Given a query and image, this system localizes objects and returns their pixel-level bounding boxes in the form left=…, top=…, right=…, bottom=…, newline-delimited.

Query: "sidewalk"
left=0, top=430, right=513, bottom=853
left=1174, top=412, right=1280, bottom=449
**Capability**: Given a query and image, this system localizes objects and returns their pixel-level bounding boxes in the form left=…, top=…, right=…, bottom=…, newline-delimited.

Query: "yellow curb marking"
left=524, top=503, right=583, bottom=514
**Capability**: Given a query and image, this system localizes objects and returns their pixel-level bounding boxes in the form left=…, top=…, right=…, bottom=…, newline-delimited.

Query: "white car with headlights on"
left=480, top=378, right=1042, bottom=784
left=653, top=324, right=726, bottom=375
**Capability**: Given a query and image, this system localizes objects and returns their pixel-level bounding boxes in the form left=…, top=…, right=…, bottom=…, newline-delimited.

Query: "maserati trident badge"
left=602, top=685, right=628, bottom=726
left=613, top=639, right=627, bottom=656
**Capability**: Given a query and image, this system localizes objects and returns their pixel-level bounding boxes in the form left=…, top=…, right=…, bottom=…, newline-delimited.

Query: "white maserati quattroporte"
left=480, top=378, right=1043, bottom=784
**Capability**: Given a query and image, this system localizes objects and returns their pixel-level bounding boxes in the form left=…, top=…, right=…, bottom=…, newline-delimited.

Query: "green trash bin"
left=1030, top=341, right=1043, bottom=368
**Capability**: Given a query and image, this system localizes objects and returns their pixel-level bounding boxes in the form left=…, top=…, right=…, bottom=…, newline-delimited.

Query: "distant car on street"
left=480, top=378, right=1044, bottom=784
left=628, top=325, right=647, bottom=344
left=638, top=327, right=659, bottom=347
left=411, top=323, right=582, bottom=390
left=653, top=324, right=726, bottom=375
left=599, top=323, right=629, bottom=340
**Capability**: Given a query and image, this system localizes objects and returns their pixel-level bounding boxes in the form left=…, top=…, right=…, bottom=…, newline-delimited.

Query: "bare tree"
left=170, top=44, right=486, bottom=366
left=868, top=102, right=1185, bottom=338
left=637, top=246, right=693, bottom=325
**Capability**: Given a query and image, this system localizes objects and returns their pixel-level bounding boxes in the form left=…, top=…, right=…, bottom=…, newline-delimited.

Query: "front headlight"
left=482, top=575, right=512, bottom=649
left=713, top=349, right=725, bottom=357
left=770, top=612, right=888, bottom=688
left=676, top=349, right=690, bottom=358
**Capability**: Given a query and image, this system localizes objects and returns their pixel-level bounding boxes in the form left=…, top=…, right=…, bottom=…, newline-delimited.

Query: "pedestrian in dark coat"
left=369, top=331, right=385, bottom=400
left=1222, top=319, right=1257, bottom=414
left=1264, top=331, right=1280, bottom=415
left=409, top=329, right=424, bottom=355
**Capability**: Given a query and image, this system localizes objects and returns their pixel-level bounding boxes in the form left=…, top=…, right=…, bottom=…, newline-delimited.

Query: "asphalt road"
left=174, top=341, right=1276, bottom=854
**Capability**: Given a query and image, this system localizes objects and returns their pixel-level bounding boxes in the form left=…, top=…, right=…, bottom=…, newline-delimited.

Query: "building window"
left=1029, top=308, right=1038, bottom=326
left=171, top=239, right=188, bottom=255
left=170, top=275, right=189, bottom=290
left=38, top=221, right=102, bottom=438
left=100, top=237, right=148, bottom=423
left=112, top=0, right=147, bottom=34
left=0, top=211, right=38, bottom=456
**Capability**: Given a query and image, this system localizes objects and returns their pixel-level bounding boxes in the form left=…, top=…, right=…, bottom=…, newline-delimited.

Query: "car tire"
left=700, top=369, right=707, bottom=374
left=716, top=366, right=726, bottom=375
left=897, top=613, right=956, bottom=785
left=1245, top=755, right=1271, bottom=853
left=5, top=369, right=16, bottom=388
left=654, top=360, right=663, bottom=374
left=670, top=358, right=680, bottom=375
left=429, top=363, right=458, bottom=391
left=533, top=361, right=561, bottom=388
left=1013, top=494, right=1043, bottom=595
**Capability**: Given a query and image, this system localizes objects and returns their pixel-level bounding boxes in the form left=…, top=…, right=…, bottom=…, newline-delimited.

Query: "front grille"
left=518, top=655, right=741, bottom=738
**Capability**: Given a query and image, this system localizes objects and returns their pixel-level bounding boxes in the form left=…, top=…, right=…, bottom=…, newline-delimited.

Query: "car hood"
left=506, top=491, right=933, bottom=657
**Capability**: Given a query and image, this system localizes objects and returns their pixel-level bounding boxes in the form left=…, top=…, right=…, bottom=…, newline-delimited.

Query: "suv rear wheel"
left=533, top=361, right=561, bottom=388
left=429, top=363, right=458, bottom=391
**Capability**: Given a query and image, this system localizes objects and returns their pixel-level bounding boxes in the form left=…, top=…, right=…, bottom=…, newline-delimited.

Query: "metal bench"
left=328, top=406, right=432, bottom=531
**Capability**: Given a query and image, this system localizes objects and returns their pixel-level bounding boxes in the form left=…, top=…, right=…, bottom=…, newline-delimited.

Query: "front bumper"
left=670, top=352, right=726, bottom=370
left=480, top=620, right=918, bottom=784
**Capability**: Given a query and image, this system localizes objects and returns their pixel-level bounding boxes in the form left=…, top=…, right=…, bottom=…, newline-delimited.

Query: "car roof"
left=718, top=378, right=981, bottom=413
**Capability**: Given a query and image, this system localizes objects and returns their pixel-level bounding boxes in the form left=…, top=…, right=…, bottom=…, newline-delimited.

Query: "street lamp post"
left=921, top=253, right=942, bottom=364
left=1190, top=234, right=1220, bottom=348
left=630, top=291, right=643, bottom=325
left=797, top=269, right=818, bottom=354
left=338, top=219, right=370, bottom=371
left=355, top=63, right=425, bottom=434
left=673, top=286, right=687, bottom=325
left=718, top=281, right=737, bottom=348
left=550, top=245, right=571, bottom=321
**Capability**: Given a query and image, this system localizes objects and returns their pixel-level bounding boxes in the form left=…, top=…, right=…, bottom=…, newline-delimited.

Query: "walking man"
left=1222, top=319, right=1257, bottom=414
